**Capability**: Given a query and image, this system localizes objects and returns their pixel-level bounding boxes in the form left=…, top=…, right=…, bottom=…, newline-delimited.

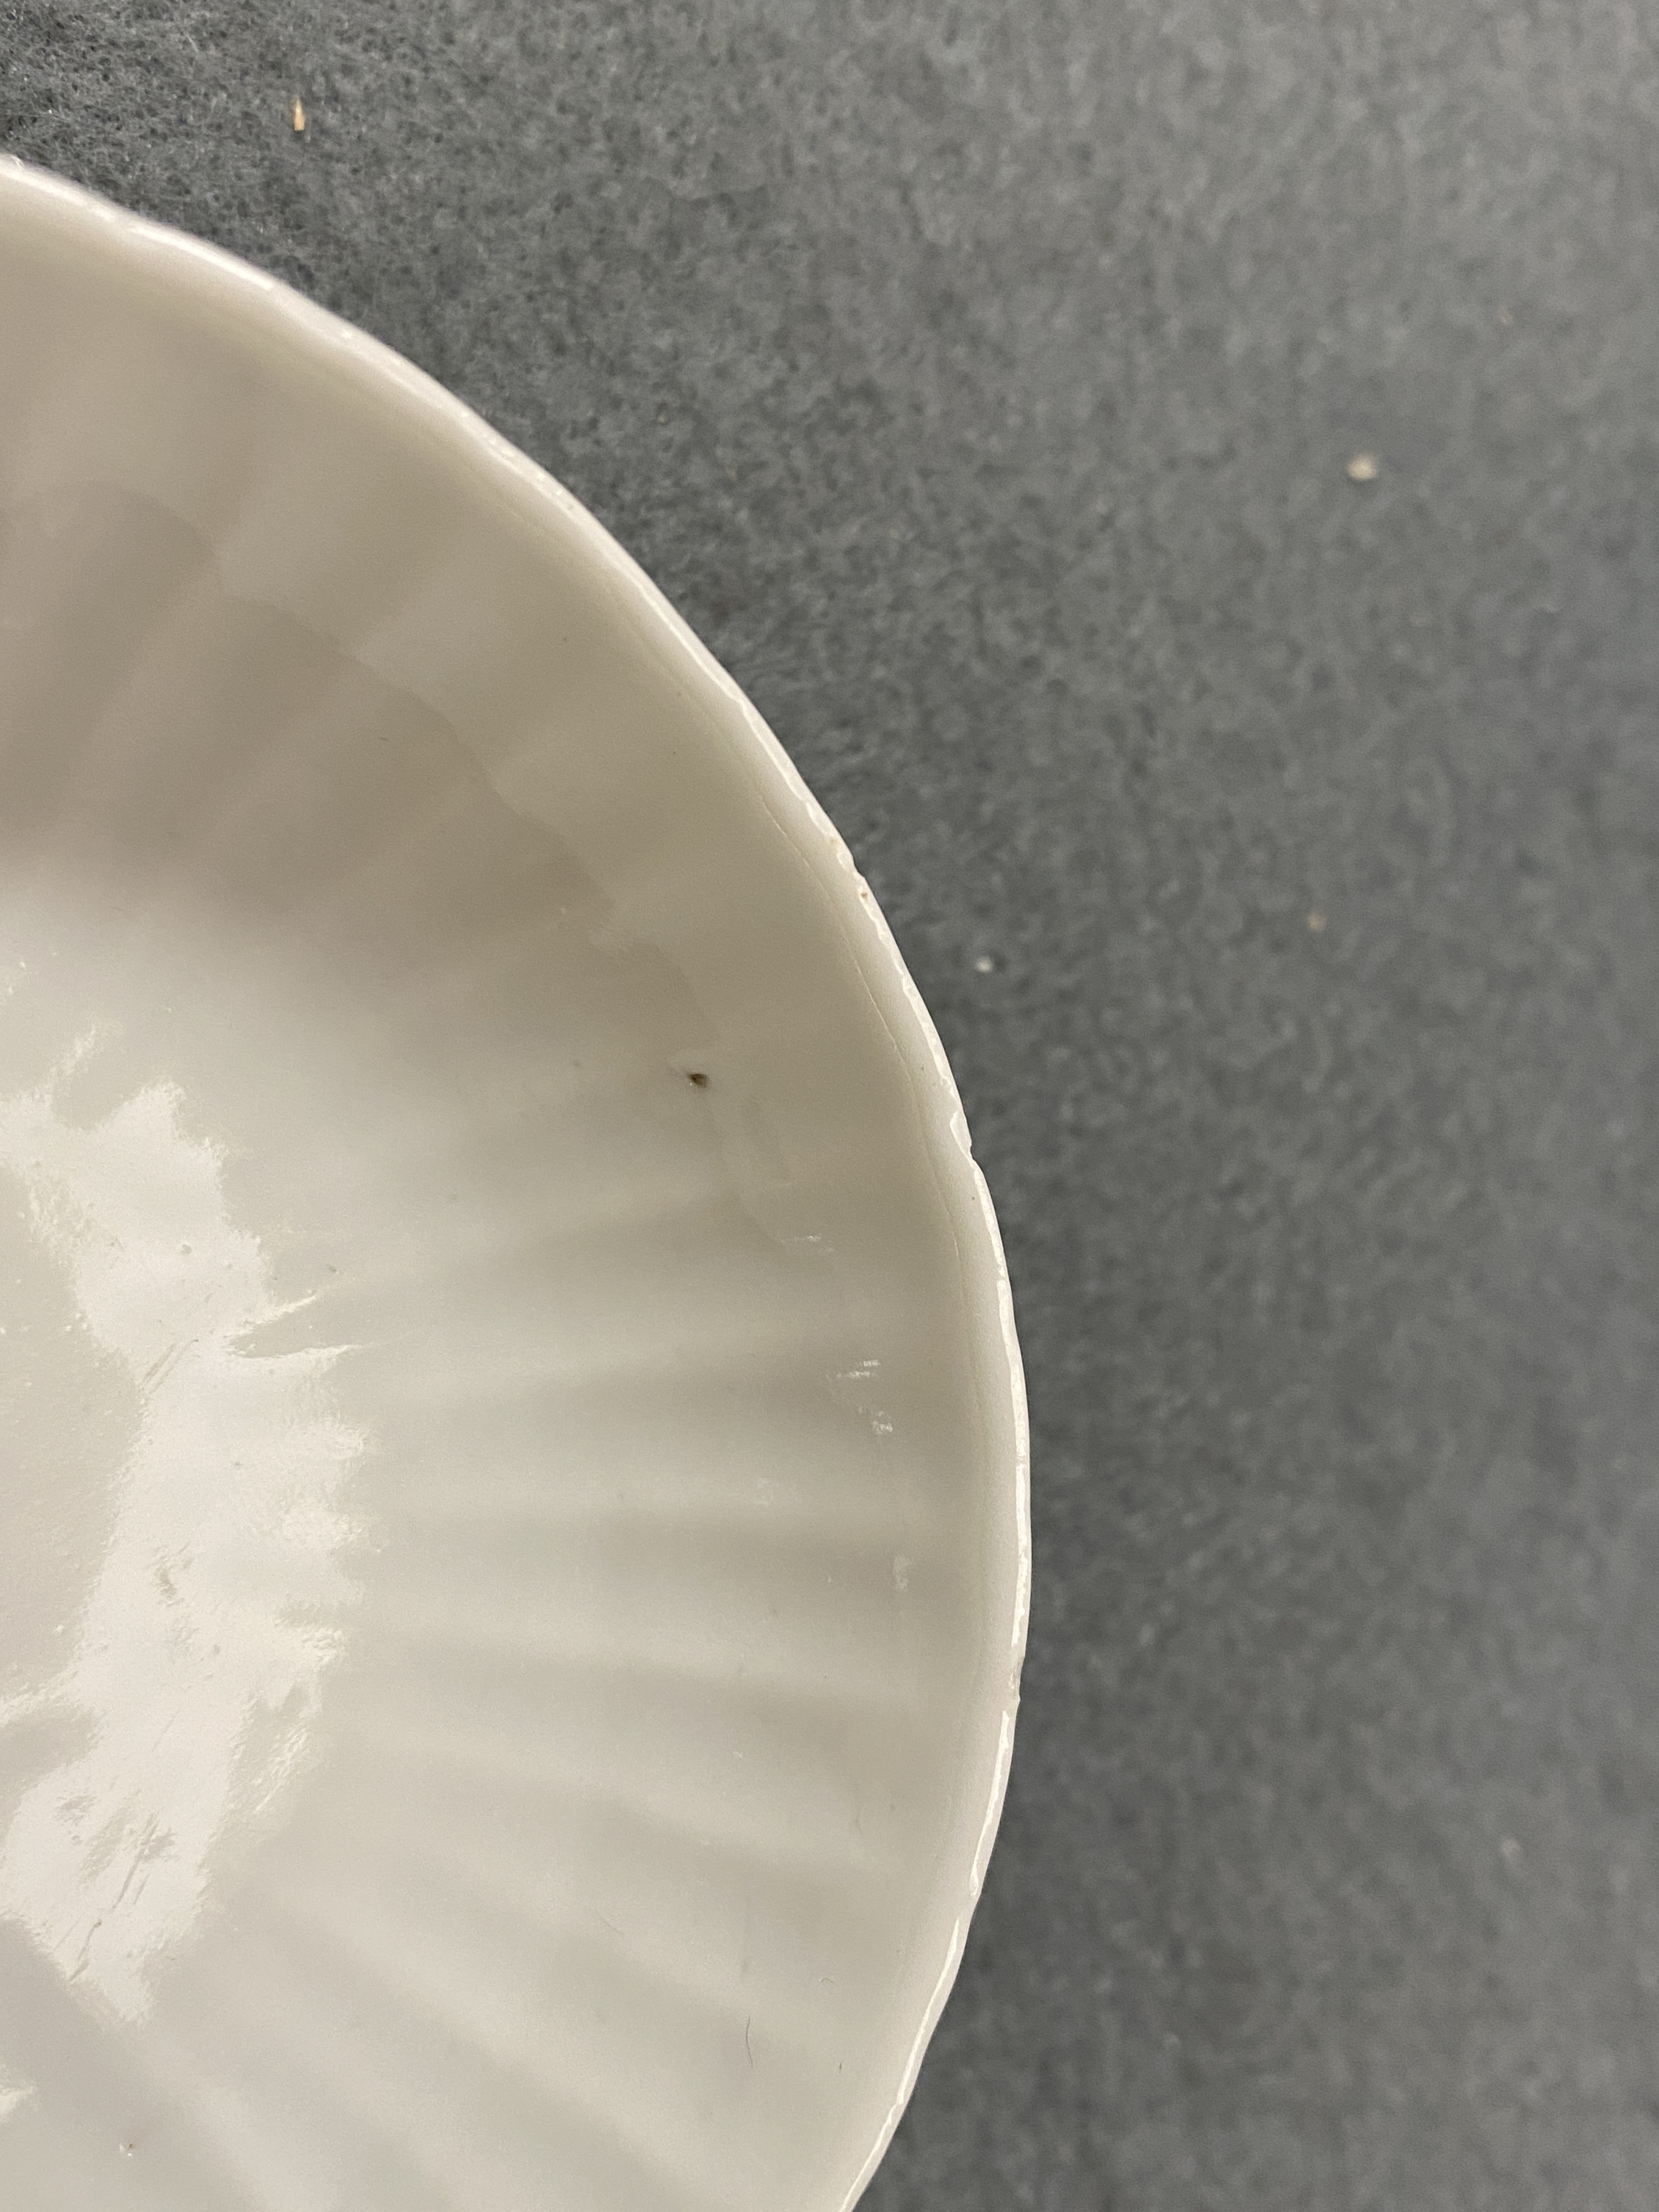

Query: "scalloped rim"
left=0, top=154, right=1031, bottom=2209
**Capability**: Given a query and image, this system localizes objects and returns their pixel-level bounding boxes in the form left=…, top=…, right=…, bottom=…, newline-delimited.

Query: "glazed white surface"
left=0, top=1056, right=362, bottom=2030
left=0, top=156, right=1027, bottom=2211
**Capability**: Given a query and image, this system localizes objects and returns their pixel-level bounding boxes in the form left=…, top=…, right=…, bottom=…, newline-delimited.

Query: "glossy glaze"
left=0, top=157, right=1028, bottom=2211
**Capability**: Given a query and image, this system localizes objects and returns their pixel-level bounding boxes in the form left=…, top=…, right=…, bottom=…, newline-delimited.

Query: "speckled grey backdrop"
left=8, top=2, right=1659, bottom=2206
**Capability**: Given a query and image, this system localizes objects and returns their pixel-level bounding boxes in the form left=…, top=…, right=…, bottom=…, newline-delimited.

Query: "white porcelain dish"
left=0, top=157, right=1028, bottom=2212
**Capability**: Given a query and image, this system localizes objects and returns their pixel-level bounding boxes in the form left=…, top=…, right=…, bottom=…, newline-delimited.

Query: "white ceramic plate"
left=0, top=157, right=1028, bottom=2212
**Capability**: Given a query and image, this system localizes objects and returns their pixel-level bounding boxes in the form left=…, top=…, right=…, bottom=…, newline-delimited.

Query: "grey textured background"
left=7, top=2, right=1659, bottom=2206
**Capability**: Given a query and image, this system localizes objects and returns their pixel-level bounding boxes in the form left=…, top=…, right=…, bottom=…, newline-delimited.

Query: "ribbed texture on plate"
left=0, top=163, right=1026, bottom=2212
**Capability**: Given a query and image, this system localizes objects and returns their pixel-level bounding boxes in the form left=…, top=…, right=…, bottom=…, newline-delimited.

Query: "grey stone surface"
left=8, top=2, right=1659, bottom=2205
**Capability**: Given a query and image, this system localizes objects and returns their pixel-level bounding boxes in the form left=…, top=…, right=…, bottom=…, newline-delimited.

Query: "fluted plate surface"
left=0, top=158, right=1028, bottom=2212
